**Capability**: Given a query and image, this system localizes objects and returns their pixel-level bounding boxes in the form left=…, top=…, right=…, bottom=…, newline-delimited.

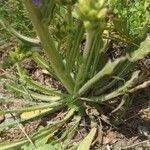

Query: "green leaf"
left=0, top=104, right=64, bottom=132
left=94, top=71, right=140, bottom=103
left=113, top=18, right=129, bottom=36
left=78, top=57, right=126, bottom=96
left=0, top=140, right=28, bottom=150
left=0, top=101, right=63, bottom=115
left=77, top=127, right=97, bottom=150
left=129, top=36, right=150, bottom=61
left=5, top=82, right=61, bottom=102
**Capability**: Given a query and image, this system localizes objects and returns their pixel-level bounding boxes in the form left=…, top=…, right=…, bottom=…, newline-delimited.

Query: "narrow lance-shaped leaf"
left=32, top=109, right=75, bottom=147
left=53, top=116, right=81, bottom=149
left=0, top=139, right=29, bottom=150
left=102, top=71, right=140, bottom=101
left=0, top=104, right=64, bottom=132
left=0, top=108, right=74, bottom=150
left=95, top=61, right=134, bottom=95
left=0, top=101, right=63, bottom=115
left=0, top=20, right=41, bottom=46
left=74, top=30, right=96, bottom=94
left=81, top=71, right=140, bottom=103
left=77, top=127, right=97, bottom=150
left=5, top=82, right=61, bottom=102
left=95, top=36, right=150, bottom=95
left=16, top=63, right=65, bottom=97
left=128, top=36, right=150, bottom=62
left=66, top=22, right=84, bottom=73
left=32, top=52, right=58, bottom=79
left=78, top=57, right=126, bottom=96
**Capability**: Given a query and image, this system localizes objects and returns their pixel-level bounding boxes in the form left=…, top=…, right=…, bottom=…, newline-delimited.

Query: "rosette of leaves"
left=0, top=0, right=150, bottom=149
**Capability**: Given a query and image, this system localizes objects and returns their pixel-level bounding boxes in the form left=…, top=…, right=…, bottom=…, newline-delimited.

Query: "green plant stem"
left=66, top=22, right=84, bottom=73
left=74, top=30, right=95, bottom=94
left=23, top=0, right=74, bottom=94
left=66, top=4, right=73, bottom=58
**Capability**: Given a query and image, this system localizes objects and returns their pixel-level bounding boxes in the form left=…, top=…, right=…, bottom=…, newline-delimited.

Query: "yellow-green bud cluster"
left=10, top=46, right=32, bottom=62
left=77, top=0, right=108, bottom=30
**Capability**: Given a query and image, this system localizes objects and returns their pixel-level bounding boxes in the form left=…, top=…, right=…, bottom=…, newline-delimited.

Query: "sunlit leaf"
left=129, top=36, right=150, bottom=61
left=20, top=108, right=51, bottom=119
left=77, top=127, right=97, bottom=150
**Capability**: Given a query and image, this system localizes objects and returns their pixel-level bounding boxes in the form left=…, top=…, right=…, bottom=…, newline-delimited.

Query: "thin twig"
left=4, top=105, right=36, bottom=149
left=110, top=96, right=125, bottom=114
left=129, top=80, right=150, bottom=93
left=121, top=140, right=150, bottom=149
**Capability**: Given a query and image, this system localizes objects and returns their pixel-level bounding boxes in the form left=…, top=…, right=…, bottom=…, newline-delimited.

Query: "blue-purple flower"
left=33, top=0, right=42, bottom=6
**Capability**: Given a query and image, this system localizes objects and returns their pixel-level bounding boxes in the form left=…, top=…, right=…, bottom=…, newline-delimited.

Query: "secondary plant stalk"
left=23, top=0, right=74, bottom=94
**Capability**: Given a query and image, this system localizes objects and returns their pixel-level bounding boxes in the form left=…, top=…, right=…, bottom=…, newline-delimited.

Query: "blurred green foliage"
left=0, top=0, right=34, bottom=40
left=113, top=0, right=149, bottom=37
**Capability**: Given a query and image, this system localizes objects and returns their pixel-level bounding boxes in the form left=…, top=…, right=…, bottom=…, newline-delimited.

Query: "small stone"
left=0, top=115, right=5, bottom=123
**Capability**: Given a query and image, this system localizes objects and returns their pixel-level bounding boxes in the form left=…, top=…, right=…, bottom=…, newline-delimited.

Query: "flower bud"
left=77, top=0, right=108, bottom=30
left=88, top=9, right=97, bottom=18
left=97, top=8, right=108, bottom=19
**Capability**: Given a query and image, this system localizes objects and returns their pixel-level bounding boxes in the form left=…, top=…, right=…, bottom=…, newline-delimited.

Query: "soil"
left=0, top=40, right=150, bottom=150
